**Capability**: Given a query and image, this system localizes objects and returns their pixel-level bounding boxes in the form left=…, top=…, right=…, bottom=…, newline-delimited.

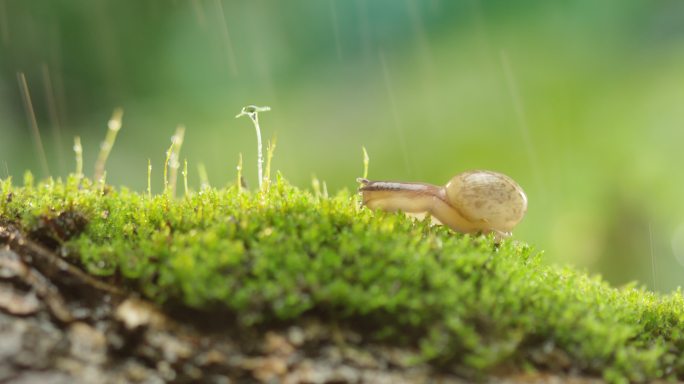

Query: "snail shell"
left=444, top=171, right=527, bottom=234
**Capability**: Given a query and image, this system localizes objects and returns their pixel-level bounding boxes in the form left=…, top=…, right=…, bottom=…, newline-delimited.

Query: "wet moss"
left=2, top=173, right=684, bottom=382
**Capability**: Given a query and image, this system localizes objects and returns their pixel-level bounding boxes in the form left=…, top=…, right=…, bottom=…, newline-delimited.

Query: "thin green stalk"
left=73, top=136, right=83, bottom=182
left=94, top=108, right=123, bottom=182
left=362, top=146, right=370, bottom=180
left=183, top=158, right=188, bottom=197
left=264, top=136, right=277, bottom=190
left=311, top=176, right=321, bottom=198
left=254, top=116, right=263, bottom=188
left=236, top=153, right=243, bottom=194
left=198, top=163, right=210, bottom=191
left=236, top=105, right=270, bottom=190
left=164, top=144, right=172, bottom=195
left=168, top=125, right=185, bottom=198
left=147, top=159, right=152, bottom=199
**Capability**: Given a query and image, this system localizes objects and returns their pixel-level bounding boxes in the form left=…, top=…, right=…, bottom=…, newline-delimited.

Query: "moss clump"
left=2, top=173, right=684, bottom=382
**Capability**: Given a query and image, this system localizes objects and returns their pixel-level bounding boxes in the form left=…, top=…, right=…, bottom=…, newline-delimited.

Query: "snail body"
left=358, top=170, right=527, bottom=238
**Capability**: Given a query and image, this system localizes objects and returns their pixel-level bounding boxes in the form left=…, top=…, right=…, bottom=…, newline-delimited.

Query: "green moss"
left=2, top=173, right=684, bottom=382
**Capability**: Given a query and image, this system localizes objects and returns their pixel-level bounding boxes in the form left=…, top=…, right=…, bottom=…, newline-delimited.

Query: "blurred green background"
left=2, top=0, right=684, bottom=291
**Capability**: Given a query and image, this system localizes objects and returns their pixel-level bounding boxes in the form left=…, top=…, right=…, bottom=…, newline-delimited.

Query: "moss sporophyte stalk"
left=236, top=105, right=271, bottom=191
left=2, top=106, right=684, bottom=383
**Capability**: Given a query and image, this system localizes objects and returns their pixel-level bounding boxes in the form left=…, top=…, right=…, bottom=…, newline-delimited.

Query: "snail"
left=357, top=170, right=527, bottom=238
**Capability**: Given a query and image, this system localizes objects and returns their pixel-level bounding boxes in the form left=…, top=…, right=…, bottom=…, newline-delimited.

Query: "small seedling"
left=263, top=136, right=277, bottom=190
left=236, top=153, right=243, bottom=193
left=164, top=146, right=171, bottom=195
left=197, top=163, right=210, bottom=191
left=183, top=158, right=189, bottom=197
left=362, top=146, right=370, bottom=180
left=165, top=125, right=185, bottom=197
left=73, top=136, right=83, bottom=182
left=311, top=175, right=321, bottom=198
left=147, top=159, right=152, bottom=199
left=236, top=105, right=270, bottom=190
left=94, top=108, right=123, bottom=182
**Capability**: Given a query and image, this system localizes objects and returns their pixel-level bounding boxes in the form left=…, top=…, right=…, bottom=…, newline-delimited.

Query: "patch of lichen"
left=2, top=173, right=684, bottom=382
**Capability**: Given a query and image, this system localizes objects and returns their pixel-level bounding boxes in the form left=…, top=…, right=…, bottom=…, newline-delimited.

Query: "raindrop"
left=500, top=50, right=547, bottom=201
left=41, top=63, right=66, bottom=174
left=329, top=0, right=343, bottom=59
left=379, top=51, right=411, bottom=176
left=213, top=0, right=238, bottom=76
